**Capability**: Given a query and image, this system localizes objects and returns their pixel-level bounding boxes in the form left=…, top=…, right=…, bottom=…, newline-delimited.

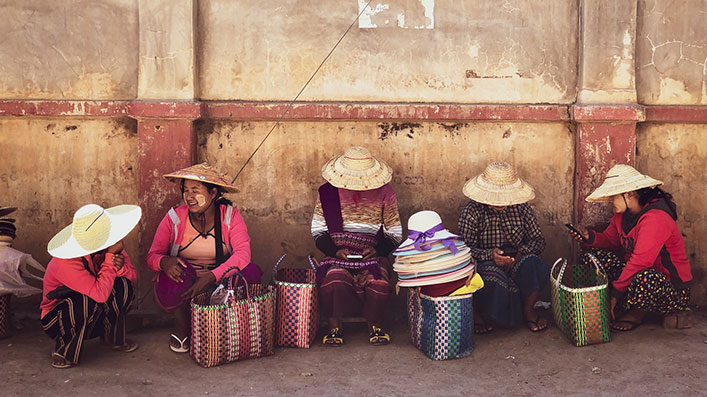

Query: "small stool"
left=663, top=308, right=692, bottom=329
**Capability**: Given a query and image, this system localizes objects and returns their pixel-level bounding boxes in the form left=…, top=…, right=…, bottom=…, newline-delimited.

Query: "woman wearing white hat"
left=41, top=204, right=142, bottom=368
left=312, top=146, right=403, bottom=346
left=458, top=161, right=549, bottom=333
left=568, top=164, right=692, bottom=331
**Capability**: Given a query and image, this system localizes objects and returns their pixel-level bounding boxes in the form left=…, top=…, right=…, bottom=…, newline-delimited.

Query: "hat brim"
left=321, top=154, right=393, bottom=191
left=0, top=207, right=17, bottom=217
left=397, top=265, right=474, bottom=287
left=462, top=175, right=535, bottom=206
left=394, top=240, right=464, bottom=255
left=394, top=249, right=472, bottom=271
left=164, top=174, right=239, bottom=193
left=586, top=176, right=663, bottom=203
left=47, top=205, right=142, bottom=259
left=397, top=260, right=471, bottom=279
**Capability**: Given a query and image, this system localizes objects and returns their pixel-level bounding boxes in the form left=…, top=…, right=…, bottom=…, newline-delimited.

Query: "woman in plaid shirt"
left=458, top=162, right=549, bottom=333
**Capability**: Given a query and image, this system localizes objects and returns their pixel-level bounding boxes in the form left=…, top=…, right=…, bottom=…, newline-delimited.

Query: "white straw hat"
left=321, top=146, right=393, bottom=191
left=586, top=164, right=663, bottom=203
left=397, top=210, right=460, bottom=251
left=47, top=204, right=142, bottom=259
left=463, top=161, right=535, bottom=206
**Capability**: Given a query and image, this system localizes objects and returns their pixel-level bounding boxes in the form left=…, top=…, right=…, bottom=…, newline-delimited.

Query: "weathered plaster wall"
left=637, top=0, right=707, bottom=105
left=198, top=0, right=578, bottom=103
left=0, top=0, right=138, bottom=100
left=197, top=121, right=574, bottom=278
left=636, top=123, right=707, bottom=305
left=0, top=118, right=141, bottom=287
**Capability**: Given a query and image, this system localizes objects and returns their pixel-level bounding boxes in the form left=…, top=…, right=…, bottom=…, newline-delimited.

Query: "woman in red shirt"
left=41, top=204, right=141, bottom=369
left=147, top=163, right=261, bottom=353
left=569, top=165, right=692, bottom=331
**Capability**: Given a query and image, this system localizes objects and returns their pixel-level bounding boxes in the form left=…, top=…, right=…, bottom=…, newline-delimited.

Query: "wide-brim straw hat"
left=397, top=210, right=460, bottom=251
left=394, top=249, right=472, bottom=271
left=586, top=164, right=663, bottom=203
left=463, top=161, right=535, bottom=206
left=394, top=240, right=465, bottom=255
left=163, top=162, right=238, bottom=193
left=397, top=264, right=474, bottom=287
left=321, top=146, right=393, bottom=191
left=397, top=260, right=472, bottom=279
left=47, top=204, right=142, bottom=259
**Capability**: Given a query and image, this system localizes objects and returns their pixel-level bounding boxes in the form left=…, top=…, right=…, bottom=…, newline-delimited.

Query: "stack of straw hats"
left=393, top=211, right=474, bottom=288
left=0, top=205, right=17, bottom=245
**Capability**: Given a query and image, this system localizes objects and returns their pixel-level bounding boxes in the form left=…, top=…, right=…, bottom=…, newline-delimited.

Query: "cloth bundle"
left=393, top=211, right=478, bottom=296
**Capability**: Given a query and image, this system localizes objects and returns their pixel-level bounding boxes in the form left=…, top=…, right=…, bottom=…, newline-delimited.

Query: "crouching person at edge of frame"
left=312, top=146, right=403, bottom=346
left=41, top=204, right=142, bottom=369
left=568, top=164, right=693, bottom=332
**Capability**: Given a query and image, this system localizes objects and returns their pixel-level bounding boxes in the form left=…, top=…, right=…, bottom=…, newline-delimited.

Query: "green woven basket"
left=550, top=254, right=611, bottom=347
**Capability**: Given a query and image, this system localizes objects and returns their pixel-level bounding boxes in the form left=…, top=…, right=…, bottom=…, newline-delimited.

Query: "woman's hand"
left=568, top=224, right=590, bottom=242
left=161, top=257, right=187, bottom=283
left=492, top=247, right=515, bottom=269
left=181, top=272, right=216, bottom=298
left=362, top=246, right=377, bottom=260
left=335, top=249, right=351, bottom=261
left=112, top=253, right=125, bottom=271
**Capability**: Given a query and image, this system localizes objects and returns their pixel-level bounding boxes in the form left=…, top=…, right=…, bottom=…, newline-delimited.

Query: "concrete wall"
left=198, top=120, right=574, bottom=271
left=636, top=123, right=707, bottom=304
left=198, top=0, right=578, bottom=103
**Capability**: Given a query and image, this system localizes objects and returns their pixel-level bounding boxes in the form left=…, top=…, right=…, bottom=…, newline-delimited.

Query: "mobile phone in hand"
left=346, top=254, right=363, bottom=261
left=565, top=223, right=588, bottom=242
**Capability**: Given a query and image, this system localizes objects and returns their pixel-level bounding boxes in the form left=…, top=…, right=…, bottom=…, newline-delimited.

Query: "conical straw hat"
left=321, top=146, right=393, bottom=191
left=463, top=161, right=535, bottom=206
left=164, top=162, right=238, bottom=193
left=586, top=164, right=663, bottom=202
left=47, top=204, right=142, bottom=259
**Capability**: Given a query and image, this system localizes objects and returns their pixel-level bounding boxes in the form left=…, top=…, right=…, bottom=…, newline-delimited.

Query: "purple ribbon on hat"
left=408, top=223, right=459, bottom=255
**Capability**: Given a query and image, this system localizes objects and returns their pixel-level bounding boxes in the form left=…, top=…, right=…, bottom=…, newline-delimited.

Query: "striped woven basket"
left=550, top=255, right=611, bottom=347
left=0, top=294, right=10, bottom=339
left=407, top=288, right=474, bottom=360
left=273, top=254, right=318, bottom=348
left=190, top=268, right=276, bottom=368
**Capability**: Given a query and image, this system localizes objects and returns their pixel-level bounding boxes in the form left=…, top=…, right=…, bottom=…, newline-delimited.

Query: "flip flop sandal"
left=369, top=326, right=390, bottom=345
left=526, top=319, right=548, bottom=333
left=102, top=338, right=139, bottom=353
left=51, top=352, right=73, bottom=369
left=322, top=328, right=344, bottom=347
left=169, top=333, right=190, bottom=353
left=474, top=322, right=494, bottom=334
left=611, top=320, right=642, bottom=332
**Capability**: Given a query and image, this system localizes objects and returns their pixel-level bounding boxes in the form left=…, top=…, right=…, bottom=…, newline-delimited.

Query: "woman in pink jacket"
left=147, top=163, right=261, bottom=353
left=41, top=204, right=142, bottom=369
left=568, top=165, right=692, bottom=332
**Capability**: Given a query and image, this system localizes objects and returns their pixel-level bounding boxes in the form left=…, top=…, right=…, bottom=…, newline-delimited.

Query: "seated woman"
left=458, top=161, right=549, bottom=333
left=41, top=204, right=141, bottom=369
left=312, top=146, right=402, bottom=346
left=568, top=164, right=692, bottom=331
left=147, top=163, right=262, bottom=353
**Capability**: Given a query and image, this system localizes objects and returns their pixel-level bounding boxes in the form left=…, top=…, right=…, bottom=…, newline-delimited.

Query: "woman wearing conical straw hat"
left=41, top=204, right=142, bottom=368
left=312, top=146, right=403, bottom=346
left=147, top=163, right=262, bottom=353
left=458, top=161, right=549, bottom=333
left=567, top=164, right=692, bottom=331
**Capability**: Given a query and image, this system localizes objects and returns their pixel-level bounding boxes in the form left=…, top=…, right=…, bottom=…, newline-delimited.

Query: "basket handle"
left=226, top=268, right=251, bottom=301
left=585, top=252, right=607, bottom=276
left=307, top=255, right=318, bottom=271
left=551, top=257, right=567, bottom=287
left=272, top=253, right=288, bottom=279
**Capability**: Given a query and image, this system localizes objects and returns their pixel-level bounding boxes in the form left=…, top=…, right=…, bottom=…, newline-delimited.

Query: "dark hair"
left=180, top=180, right=233, bottom=206
left=636, top=186, right=676, bottom=215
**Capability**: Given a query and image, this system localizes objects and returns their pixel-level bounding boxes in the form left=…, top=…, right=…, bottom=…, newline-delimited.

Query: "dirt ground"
left=2, top=303, right=706, bottom=397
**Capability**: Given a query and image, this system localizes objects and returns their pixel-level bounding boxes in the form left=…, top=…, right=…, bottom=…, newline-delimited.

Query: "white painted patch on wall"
left=358, top=0, right=434, bottom=29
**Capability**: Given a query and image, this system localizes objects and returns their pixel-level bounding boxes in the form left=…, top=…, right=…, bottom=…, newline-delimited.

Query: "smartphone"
left=565, top=223, right=588, bottom=242
left=347, top=254, right=363, bottom=260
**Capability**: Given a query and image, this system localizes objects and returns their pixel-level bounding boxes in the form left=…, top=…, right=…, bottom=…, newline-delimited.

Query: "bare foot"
left=612, top=308, right=645, bottom=332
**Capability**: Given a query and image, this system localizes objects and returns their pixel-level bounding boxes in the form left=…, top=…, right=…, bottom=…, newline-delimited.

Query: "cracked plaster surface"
left=637, top=0, right=707, bottom=104
left=198, top=0, right=577, bottom=103
left=0, top=0, right=138, bottom=100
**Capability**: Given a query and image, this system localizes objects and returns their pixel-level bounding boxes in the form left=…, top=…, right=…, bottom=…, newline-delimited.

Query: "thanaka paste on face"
left=195, top=194, right=207, bottom=207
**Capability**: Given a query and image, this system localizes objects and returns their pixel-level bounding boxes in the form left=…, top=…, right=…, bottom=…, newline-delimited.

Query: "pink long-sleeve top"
left=146, top=204, right=251, bottom=281
left=40, top=251, right=137, bottom=318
